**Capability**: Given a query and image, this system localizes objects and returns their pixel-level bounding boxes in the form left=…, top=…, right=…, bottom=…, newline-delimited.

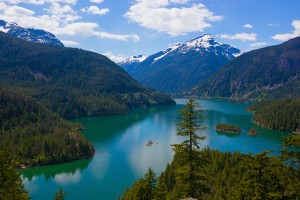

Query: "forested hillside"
left=0, top=32, right=174, bottom=119
left=189, top=36, right=300, bottom=100
left=249, top=98, right=300, bottom=132
left=0, top=89, right=94, bottom=166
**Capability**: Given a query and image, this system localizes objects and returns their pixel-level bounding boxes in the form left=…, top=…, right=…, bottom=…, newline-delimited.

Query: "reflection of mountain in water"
left=74, top=105, right=177, bottom=143
left=20, top=158, right=92, bottom=181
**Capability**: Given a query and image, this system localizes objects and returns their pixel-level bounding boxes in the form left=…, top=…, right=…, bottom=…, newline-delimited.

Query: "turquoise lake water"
left=20, top=99, right=290, bottom=199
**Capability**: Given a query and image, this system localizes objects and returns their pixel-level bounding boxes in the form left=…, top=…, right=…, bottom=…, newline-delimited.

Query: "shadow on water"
left=20, top=158, right=92, bottom=181
left=72, top=105, right=177, bottom=143
left=216, top=131, right=241, bottom=138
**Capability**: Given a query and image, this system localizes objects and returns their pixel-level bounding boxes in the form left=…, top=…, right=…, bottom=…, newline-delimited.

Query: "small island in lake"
left=215, top=123, right=241, bottom=134
left=248, top=128, right=258, bottom=136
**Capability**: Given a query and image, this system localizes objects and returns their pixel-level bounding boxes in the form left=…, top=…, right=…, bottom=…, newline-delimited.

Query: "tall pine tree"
left=171, top=99, right=208, bottom=199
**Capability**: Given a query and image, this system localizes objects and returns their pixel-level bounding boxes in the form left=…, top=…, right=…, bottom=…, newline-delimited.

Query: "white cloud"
left=45, top=2, right=80, bottom=23
left=81, top=5, right=109, bottom=15
left=0, top=0, right=77, bottom=5
left=5, top=6, right=35, bottom=16
left=124, top=0, right=223, bottom=36
left=93, top=31, right=140, bottom=42
left=90, top=0, right=104, bottom=3
left=0, top=3, right=139, bottom=42
left=243, top=24, right=253, bottom=28
left=219, top=33, right=257, bottom=41
left=250, top=42, right=267, bottom=48
left=103, top=51, right=127, bottom=63
left=61, top=40, right=79, bottom=46
left=272, top=20, right=300, bottom=41
left=0, top=3, right=8, bottom=10
left=54, top=22, right=140, bottom=41
left=170, top=0, right=189, bottom=4
left=0, top=0, right=44, bottom=5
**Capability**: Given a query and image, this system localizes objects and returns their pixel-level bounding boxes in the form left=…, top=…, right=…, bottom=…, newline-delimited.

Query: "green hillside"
left=249, top=98, right=300, bottom=132
left=0, top=32, right=174, bottom=119
left=0, top=89, right=94, bottom=167
left=189, top=36, right=300, bottom=100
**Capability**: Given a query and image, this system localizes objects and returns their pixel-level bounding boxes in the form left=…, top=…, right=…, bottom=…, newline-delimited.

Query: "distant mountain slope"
left=119, top=55, right=147, bottom=74
left=119, top=34, right=240, bottom=94
left=188, top=36, right=300, bottom=100
left=0, top=89, right=94, bottom=166
left=0, top=32, right=174, bottom=119
left=0, top=20, right=64, bottom=47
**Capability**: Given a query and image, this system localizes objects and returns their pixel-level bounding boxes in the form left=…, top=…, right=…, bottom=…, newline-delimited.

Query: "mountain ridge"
left=0, top=32, right=174, bottom=119
left=188, top=36, right=300, bottom=100
left=0, top=19, right=64, bottom=47
left=119, top=34, right=241, bottom=94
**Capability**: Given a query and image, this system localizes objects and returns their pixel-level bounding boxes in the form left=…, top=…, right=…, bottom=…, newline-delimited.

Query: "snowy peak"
left=123, top=55, right=147, bottom=63
left=153, top=43, right=181, bottom=62
left=0, top=20, right=64, bottom=47
left=185, top=34, right=218, bottom=49
left=119, top=34, right=241, bottom=71
left=118, top=34, right=242, bottom=94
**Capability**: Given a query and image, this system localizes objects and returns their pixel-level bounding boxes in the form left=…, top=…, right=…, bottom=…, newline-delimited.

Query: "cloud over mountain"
left=124, top=0, right=223, bottom=36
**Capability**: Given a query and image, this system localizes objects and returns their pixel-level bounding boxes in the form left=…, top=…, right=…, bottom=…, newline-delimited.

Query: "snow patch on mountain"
left=154, top=43, right=181, bottom=62
left=123, top=55, right=147, bottom=63
left=0, top=20, right=64, bottom=47
left=120, top=34, right=241, bottom=69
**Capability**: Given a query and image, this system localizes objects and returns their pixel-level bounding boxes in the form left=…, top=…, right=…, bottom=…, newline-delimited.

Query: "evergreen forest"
left=0, top=32, right=174, bottom=119
left=249, top=98, right=300, bottom=132
left=0, top=89, right=94, bottom=167
left=122, top=99, right=300, bottom=200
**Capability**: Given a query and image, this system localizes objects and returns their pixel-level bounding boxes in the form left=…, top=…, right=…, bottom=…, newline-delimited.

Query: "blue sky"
left=0, top=0, right=299, bottom=62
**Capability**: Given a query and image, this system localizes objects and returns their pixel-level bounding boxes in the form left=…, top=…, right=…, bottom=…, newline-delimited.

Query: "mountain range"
left=188, top=36, right=300, bottom=100
left=119, top=34, right=241, bottom=94
left=0, top=20, right=64, bottom=47
left=0, top=32, right=174, bottom=119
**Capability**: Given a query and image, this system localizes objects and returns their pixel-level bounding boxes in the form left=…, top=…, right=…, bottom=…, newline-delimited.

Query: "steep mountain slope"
left=189, top=36, right=300, bottom=100
left=0, top=20, right=64, bottom=47
left=0, top=89, right=94, bottom=166
left=119, top=55, right=147, bottom=74
left=119, top=34, right=240, bottom=94
left=0, top=32, right=174, bottom=119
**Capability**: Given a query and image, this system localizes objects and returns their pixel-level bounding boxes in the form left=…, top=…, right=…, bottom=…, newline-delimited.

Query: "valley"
left=0, top=4, right=299, bottom=198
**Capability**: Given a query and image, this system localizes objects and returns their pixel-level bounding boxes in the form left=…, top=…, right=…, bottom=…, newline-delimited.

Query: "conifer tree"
left=0, top=151, right=30, bottom=200
left=171, top=99, right=207, bottom=198
left=54, top=187, right=66, bottom=200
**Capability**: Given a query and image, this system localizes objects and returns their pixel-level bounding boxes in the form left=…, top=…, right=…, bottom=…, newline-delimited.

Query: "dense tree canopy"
left=0, top=89, right=94, bottom=166
left=189, top=36, right=300, bottom=100
left=249, top=98, right=300, bottom=132
left=122, top=100, right=300, bottom=200
left=0, top=151, right=30, bottom=200
left=0, top=32, right=174, bottom=119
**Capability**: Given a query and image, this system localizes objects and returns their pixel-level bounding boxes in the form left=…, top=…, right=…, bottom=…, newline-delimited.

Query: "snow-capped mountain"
left=119, top=34, right=241, bottom=94
left=0, top=20, right=64, bottom=47
left=119, top=55, right=146, bottom=74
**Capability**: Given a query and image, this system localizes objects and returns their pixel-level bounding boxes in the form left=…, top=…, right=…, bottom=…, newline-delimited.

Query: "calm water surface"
left=21, top=99, right=290, bottom=199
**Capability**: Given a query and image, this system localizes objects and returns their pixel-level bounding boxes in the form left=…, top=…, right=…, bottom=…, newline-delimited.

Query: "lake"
left=20, top=99, right=290, bottom=199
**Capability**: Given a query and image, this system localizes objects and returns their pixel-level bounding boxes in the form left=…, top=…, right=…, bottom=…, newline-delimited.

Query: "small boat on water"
left=146, top=140, right=153, bottom=147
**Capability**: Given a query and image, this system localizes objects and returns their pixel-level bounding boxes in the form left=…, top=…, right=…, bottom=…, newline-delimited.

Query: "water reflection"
left=21, top=158, right=92, bottom=181
left=53, top=169, right=82, bottom=185
left=89, top=150, right=110, bottom=179
left=21, top=99, right=291, bottom=200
